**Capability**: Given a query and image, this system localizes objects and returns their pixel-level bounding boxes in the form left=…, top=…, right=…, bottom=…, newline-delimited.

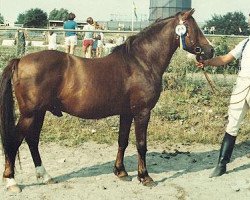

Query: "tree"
left=0, top=13, right=4, bottom=24
left=16, top=13, right=26, bottom=24
left=49, top=8, right=69, bottom=21
left=16, top=8, right=48, bottom=28
left=204, top=12, right=249, bottom=35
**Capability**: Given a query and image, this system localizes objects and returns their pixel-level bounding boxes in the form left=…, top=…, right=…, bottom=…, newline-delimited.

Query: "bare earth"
left=1, top=141, right=250, bottom=200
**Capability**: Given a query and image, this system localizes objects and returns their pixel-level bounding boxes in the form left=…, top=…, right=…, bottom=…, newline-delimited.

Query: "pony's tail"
left=0, top=59, right=19, bottom=156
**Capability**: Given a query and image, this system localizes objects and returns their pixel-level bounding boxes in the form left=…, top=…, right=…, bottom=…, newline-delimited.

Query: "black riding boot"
left=210, top=132, right=236, bottom=178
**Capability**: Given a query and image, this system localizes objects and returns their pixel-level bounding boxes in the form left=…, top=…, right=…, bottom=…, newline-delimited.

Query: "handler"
left=196, top=13, right=250, bottom=177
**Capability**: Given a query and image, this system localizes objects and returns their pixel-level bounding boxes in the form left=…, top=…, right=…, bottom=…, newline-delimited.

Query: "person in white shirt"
left=48, top=30, right=57, bottom=50
left=196, top=14, right=250, bottom=178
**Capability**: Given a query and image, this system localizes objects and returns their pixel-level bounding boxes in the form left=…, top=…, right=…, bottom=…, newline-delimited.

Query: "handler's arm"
left=205, top=53, right=235, bottom=66
left=197, top=53, right=235, bottom=68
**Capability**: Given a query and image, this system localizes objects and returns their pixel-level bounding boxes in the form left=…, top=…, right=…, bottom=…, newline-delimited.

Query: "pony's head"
left=175, top=9, right=214, bottom=61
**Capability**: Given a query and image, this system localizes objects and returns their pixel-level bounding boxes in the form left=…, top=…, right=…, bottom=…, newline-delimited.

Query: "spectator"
left=249, top=13, right=250, bottom=25
left=64, top=12, right=78, bottom=54
left=203, top=27, right=208, bottom=34
left=15, top=29, right=26, bottom=57
left=116, top=34, right=125, bottom=46
left=94, top=22, right=104, bottom=58
left=48, top=29, right=57, bottom=50
left=210, top=26, right=215, bottom=34
left=91, top=22, right=99, bottom=57
left=104, top=39, right=116, bottom=55
left=82, top=17, right=95, bottom=58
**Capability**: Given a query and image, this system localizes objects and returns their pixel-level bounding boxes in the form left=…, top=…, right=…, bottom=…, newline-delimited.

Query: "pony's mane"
left=112, top=13, right=179, bottom=58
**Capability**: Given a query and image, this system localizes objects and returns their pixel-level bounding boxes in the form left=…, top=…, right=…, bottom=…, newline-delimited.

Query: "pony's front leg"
left=114, top=114, right=133, bottom=181
left=134, top=109, right=156, bottom=187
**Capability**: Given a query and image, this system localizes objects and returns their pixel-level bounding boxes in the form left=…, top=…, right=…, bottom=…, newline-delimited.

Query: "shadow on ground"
left=50, top=140, right=250, bottom=184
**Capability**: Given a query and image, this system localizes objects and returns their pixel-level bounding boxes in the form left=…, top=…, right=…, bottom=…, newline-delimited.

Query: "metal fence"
left=0, top=27, right=248, bottom=58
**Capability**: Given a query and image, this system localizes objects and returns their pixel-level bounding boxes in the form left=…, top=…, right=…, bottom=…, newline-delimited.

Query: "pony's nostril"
left=195, top=47, right=202, bottom=54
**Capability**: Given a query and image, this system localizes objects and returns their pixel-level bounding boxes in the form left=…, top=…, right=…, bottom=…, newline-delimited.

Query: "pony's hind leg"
left=2, top=114, right=34, bottom=192
left=24, top=111, right=54, bottom=184
left=114, top=114, right=133, bottom=181
left=3, top=111, right=52, bottom=192
left=3, top=126, right=25, bottom=193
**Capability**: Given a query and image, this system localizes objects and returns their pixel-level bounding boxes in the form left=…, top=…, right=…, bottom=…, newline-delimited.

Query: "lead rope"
left=201, top=68, right=218, bottom=94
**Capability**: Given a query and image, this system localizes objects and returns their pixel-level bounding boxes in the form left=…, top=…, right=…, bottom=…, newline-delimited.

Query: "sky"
left=0, top=0, right=249, bottom=24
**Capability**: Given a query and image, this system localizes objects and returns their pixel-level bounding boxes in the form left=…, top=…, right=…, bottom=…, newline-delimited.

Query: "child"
left=48, top=30, right=57, bottom=50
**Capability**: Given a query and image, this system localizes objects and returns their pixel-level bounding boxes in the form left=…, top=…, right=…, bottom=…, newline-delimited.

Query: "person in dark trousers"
left=15, top=29, right=26, bottom=57
left=196, top=14, right=250, bottom=177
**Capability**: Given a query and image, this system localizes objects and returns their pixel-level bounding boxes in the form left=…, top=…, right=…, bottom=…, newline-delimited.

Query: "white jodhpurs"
left=226, top=76, right=250, bottom=136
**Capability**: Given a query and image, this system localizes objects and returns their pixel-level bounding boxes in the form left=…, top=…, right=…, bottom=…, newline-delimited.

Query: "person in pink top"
left=82, top=17, right=95, bottom=58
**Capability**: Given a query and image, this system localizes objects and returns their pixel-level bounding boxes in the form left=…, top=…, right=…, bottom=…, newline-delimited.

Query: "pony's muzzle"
left=196, top=45, right=214, bottom=61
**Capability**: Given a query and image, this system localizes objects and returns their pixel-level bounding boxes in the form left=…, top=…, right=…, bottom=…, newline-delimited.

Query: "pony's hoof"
left=7, top=185, right=22, bottom=193
left=119, top=175, right=132, bottom=182
left=3, top=178, right=22, bottom=193
left=113, top=166, right=128, bottom=178
left=143, top=180, right=157, bottom=187
left=45, top=178, right=56, bottom=184
left=114, top=166, right=131, bottom=181
left=138, top=176, right=157, bottom=187
left=37, top=174, right=56, bottom=184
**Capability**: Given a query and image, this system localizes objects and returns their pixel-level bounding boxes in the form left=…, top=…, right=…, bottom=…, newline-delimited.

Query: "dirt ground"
left=1, top=141, right=250, bottom=200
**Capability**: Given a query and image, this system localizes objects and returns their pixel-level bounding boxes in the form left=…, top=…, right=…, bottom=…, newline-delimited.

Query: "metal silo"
left=149, top=0, right=192, bottom=22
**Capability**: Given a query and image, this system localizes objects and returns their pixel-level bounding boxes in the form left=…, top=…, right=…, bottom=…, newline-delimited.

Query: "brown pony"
left=0, top=9, right=213, bottom=192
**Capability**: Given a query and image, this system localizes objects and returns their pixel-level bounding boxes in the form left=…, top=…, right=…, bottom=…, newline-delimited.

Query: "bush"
left=206, top=37, right=239, bottom=74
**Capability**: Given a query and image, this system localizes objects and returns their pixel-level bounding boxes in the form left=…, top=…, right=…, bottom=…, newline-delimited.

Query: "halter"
left=175, top=18, right=217, bottom=94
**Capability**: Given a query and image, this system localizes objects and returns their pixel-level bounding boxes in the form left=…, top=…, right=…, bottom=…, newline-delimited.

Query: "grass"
left=1, top=40, right=250, bottom=147
left=38, top=73, right=250, bottom=147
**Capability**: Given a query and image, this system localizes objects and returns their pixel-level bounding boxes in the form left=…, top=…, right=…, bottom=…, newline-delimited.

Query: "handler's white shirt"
left=229, top=36, right=250, bottom=77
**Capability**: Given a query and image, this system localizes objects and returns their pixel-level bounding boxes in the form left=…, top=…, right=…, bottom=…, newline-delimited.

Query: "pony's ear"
left=182, top=8, right=195, bottom=21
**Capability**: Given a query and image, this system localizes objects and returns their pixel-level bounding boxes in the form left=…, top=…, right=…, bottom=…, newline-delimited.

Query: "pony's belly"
left=61, top=102, right=128, bottom=119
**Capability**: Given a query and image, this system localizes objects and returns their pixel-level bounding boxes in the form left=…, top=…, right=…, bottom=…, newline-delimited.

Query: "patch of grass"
left=37, top=73, right=249, bottom=147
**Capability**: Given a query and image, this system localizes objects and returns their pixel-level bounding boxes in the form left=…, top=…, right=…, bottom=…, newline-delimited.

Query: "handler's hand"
left=196, top=61, right=205, bottom=68
left=196, top=60, right=208, bottom=68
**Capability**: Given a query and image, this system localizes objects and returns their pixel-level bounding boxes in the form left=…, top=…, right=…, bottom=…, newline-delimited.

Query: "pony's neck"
left=132, top=18, right=179, bottom=76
